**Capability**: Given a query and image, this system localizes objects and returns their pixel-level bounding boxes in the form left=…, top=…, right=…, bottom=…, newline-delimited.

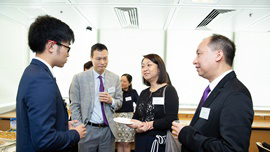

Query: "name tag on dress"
left=125, top=96, right=132, bottom=101
left=199, top=107, right=210, bottom=120
left=108, top=87, right=115, bottom=93
left=152, top=97, right=164, bottom=105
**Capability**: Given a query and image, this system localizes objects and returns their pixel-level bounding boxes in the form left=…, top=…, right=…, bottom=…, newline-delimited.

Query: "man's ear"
left=45, top=41, right=55, bottom=53
left=215, top=50, right=223, bottom=62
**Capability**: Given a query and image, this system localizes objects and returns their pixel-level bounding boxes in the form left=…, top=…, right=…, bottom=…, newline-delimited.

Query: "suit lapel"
left=88, top=69, right=95, bottom=116
left=103, top=70, right=111, bottom=111
left=191, top=71, right=236, bottom=126
left=104, top=70, right=110, bottom=92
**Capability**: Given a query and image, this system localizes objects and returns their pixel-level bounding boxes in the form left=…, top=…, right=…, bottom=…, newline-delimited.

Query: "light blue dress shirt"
left=89, top=70, right=116, bottom=124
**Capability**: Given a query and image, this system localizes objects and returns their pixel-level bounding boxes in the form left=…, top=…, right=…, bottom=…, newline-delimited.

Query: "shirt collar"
left=209, top=70, right=233, bottom=92
left=34, top=57, right=55, bottom=78
left=93, top=69, right=105, bottom=79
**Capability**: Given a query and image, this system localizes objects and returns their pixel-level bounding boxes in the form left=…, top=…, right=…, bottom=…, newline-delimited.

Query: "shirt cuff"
left=111, top=98, right=116, bottom=109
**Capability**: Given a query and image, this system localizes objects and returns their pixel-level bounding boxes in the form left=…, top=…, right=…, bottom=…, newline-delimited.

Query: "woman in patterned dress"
left=115, top=74, right=139, bottom=152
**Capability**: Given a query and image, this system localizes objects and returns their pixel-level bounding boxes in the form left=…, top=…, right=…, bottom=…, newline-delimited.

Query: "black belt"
left=88, top=122, right=108, bottom=128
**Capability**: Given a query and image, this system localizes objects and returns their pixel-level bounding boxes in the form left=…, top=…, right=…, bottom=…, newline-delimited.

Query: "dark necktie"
left=200, top=85, right=211, bottom=108
left=98, top=75, right=109, bottom=125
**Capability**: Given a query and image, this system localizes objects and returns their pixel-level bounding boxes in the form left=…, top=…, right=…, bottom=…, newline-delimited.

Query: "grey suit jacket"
left=69, top=68, right=123, bottom=138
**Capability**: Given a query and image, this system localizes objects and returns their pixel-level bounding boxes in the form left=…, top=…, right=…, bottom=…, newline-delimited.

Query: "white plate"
left=113, top=117, right=134, bottom=125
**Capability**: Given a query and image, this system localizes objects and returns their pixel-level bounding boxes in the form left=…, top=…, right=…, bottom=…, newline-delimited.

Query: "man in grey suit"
left=70, top=43, right=123, bottom=152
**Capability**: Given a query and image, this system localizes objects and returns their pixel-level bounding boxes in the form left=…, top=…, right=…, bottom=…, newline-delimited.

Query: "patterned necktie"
left=200, top=85, right=211, bottom=108
left=98, top=75, right=108, bottom=125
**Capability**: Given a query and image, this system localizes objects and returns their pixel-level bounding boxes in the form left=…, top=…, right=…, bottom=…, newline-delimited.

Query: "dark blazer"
left=179, top=71, right=254, bottom=152
left=16, top=59, right=80, bottom=152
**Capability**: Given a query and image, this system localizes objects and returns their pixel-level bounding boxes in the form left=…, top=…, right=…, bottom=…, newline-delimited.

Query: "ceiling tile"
left=0, top=8, right=30, bottom=25
left=252, top=0, right=270, bottom=5
left=107, top=0, right=139, bottom=3
left=0, top=0, right=67, bottom=3
left=139, top=7, right=172, bottom=29
left=42, top=6, right=89, bottom=30
left=140, top=0, right=174, bottom=4
left=206, top=10, right=239, bottom=31
left=217, top=9, right=270, bottom=31
left=169, top=7, right=213, bottom=30
left=73, top=0, right=107, bottom=3
left=79, top=6, right=121, bottom=29
left=244, top=15, right=270, bottom=32
left=181, top=0, right=219, bottom=5
left=217, top=0, right=256, bottom=5
left=19, top=8, right=47, bottom=18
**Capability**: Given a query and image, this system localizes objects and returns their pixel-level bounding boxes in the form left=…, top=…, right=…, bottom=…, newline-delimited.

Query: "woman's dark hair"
left=122, top=73, right=133, bottom=90
left=28, top=15, right=74, bottom=53
left=142, top=54, right=168, bottom=86
left=84, top=61, right=93, bottom=71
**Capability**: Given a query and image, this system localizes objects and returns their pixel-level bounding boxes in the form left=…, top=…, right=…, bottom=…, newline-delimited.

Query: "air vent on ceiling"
left=114, top=7, right=139, bottom=28
left=196, top=9, right=235, bottom=29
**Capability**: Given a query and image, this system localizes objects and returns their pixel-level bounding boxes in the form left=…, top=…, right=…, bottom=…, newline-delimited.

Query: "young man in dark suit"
left=16, top=15, right=86, bottom=152
left=172, top=34, right=254, bottom=152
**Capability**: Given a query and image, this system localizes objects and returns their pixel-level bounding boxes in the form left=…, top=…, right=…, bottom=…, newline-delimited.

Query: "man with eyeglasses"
left=16, top=15, right=86, bottom=152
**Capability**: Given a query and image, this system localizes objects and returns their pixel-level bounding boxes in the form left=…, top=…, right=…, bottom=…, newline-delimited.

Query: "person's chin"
left=196, top=68, right=202, bottom=74
left=58, top=63, right=66, bottom=68
left=144, top=77, right=151, bottom=82
left=99, top=67, right=105, bottom=71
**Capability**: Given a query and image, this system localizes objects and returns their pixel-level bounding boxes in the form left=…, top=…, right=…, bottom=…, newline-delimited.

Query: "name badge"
left=152, top=97, right=164, bottom=105
left=125, top=96, right=132, bottom=101
left=199, top=107, right=210, bottom=120
left=108, top=87, right=115, bottom=93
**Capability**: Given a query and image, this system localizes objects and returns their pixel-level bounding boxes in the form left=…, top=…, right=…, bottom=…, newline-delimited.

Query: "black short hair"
left=142, top=54, right=168, bottom=86
left=122, top=73, right=133, bottom=90
left=84, top=61, right=93, bottom=70
left=208, top=34, right=236, bottom=66
left=28, top=15, right=74, bottom=53
left=91, top=43, right=108, bottom=57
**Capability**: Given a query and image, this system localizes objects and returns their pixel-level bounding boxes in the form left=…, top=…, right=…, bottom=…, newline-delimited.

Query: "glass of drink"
left=172, top=120, right=188, bottom=137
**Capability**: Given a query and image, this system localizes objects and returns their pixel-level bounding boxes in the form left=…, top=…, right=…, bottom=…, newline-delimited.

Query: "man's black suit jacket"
left=179, top=71, right=254, bottom=152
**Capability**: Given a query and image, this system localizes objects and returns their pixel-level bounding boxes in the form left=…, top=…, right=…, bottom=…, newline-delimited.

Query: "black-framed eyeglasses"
left=49, top=40, right=71, bottom=53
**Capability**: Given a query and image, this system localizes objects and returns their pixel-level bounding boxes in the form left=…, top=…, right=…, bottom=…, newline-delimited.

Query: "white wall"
left=0, top=15, right=28, bottom=107
left=99, top=29, right=165, bottom=94
left=166, top=30, right=232, bottom=106
left=234, top=32, right=270, bottom=108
